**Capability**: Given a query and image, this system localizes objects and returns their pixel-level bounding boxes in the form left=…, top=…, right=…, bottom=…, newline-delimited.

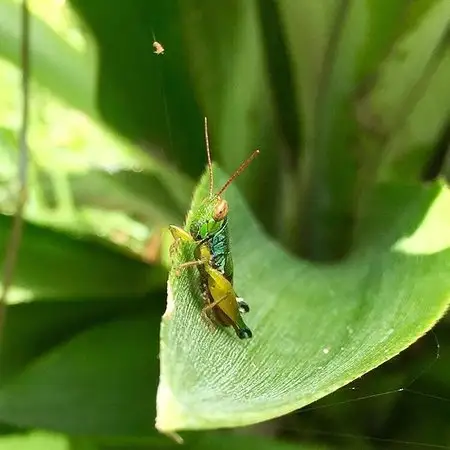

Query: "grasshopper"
left=169, top=118, right=258, bottom=338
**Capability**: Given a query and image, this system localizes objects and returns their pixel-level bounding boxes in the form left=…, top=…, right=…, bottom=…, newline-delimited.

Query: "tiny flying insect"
left=152, top=29, right=164, bottom=55
left=153, top=40, right=165, bottom=55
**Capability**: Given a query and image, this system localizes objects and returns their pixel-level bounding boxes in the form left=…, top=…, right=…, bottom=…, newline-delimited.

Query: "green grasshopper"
left=169, top=226, right=252, bottom=339
left=169, top=118, right=259, bottom=339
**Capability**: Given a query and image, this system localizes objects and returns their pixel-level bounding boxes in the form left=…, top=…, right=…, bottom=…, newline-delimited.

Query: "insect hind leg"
left=173, top=259, right=204, bottom=276
left=200, top=290, right=218, bottom=333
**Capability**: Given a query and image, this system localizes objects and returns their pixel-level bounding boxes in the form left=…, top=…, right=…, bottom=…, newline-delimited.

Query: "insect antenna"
left=204, top=117, right=214, bottom=197
left=216, top=149, right=260, bottom=197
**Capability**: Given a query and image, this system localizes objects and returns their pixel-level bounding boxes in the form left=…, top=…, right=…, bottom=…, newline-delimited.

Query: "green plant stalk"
left=0, top=0, right=30, bottom=344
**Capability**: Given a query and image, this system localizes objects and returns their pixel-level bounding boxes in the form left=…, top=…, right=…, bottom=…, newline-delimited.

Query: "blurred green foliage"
left=0, top=0, right=449, bottom=449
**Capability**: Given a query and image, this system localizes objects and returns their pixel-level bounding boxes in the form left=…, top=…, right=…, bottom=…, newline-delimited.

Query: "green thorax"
left=186, top=195, right=234, bottom=282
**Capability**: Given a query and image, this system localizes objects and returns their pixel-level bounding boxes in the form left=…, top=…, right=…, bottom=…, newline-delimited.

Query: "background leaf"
left=0, top=308, right=161, bottom=436
left=0, top=298, right=157, bottom=383
left=0, top=215, right=162, bottom=298
left=357, top=0, right=450, bottom=182
left=66, top=168, right=192, bottom=226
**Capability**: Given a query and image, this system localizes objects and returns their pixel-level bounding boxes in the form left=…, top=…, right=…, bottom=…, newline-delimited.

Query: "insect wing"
left=205, top=266, right=238, bottom=322
left=204, top=265, right=252, bottom=339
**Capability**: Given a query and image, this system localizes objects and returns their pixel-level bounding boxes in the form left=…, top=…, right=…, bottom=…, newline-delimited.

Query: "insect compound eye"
left=213, top=198, right=228, bottom=221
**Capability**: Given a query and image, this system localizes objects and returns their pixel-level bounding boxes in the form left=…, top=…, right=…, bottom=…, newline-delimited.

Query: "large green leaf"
left=157, top=168, right=450, bottom=432
left=0, top=215, right=161, bottom=298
